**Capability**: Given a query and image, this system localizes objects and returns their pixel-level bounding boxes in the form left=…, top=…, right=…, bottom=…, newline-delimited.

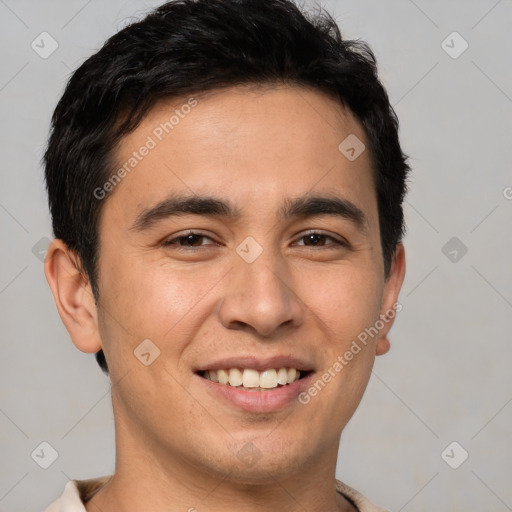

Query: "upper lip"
left=194, top=355, right=315, bottom=373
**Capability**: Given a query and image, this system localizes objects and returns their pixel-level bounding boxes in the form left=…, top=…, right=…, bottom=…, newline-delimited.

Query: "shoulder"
left=75, top=475, right=113, bottom=502
left=335, top=479, right=391, bottom=512
left=43, top=475, right=113, bottom=512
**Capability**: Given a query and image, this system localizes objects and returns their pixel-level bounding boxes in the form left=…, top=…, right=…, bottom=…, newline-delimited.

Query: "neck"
left=84, top=422, right=356, bottom=512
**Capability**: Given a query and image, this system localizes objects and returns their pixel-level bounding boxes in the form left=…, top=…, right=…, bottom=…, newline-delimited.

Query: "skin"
left=45, top=84, right=405, bottom=512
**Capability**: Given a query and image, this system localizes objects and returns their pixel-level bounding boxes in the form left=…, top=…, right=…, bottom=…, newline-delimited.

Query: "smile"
left=199, top=368, right=309, bottom=391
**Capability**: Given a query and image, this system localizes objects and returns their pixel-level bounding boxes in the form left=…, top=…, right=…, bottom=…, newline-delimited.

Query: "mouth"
left=196, top=368, right=313, bottom=392
left=193, top=355, right=316, bottom=411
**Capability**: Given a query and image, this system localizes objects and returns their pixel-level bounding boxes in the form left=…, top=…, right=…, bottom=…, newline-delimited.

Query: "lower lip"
left=196, top=373, right=314, bottom=413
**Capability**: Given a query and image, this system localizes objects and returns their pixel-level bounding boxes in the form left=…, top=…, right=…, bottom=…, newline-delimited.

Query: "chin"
left=230, top=440, right=310, bottom=482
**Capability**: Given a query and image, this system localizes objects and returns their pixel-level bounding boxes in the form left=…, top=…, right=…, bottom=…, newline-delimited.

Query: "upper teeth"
left=203, top=368, right=301, bottom=389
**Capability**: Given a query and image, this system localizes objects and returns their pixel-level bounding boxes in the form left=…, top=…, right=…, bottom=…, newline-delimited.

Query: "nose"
left=217, top=246, right=305, bottom=337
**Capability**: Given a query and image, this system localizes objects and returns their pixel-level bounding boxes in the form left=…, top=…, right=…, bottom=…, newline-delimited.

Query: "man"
left=42, top=0, right=409, bottom=510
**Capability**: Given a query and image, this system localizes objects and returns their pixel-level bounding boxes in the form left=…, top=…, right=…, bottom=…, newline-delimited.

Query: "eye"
left=162, top=231, right=217, bottom=249
left=293, top=231, right=346, bottom=248
left=161, top=230, right=347, bottom=251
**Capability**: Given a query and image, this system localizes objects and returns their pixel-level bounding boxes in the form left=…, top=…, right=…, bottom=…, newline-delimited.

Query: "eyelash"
left=162, top=230, right=347, bottom=250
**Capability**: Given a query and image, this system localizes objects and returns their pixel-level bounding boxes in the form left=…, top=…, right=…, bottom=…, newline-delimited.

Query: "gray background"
left=1, top=0, right=511, bottom=510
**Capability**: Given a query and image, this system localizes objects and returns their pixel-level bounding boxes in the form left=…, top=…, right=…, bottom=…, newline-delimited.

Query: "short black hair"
left=44, top=0, right=410, bottom=376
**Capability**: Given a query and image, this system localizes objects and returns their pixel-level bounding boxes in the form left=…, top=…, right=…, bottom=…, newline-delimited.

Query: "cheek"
left=97, top=254, right=226, bottom=363
left=306, top=263, right=383, bottom=340
left=301, top=264, right=382, bottom=399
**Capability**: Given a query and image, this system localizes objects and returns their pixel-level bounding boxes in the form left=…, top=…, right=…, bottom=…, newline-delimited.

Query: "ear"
left=44, top=239, right=102, bottom=353
left=375, top=243, right=406, bottom=356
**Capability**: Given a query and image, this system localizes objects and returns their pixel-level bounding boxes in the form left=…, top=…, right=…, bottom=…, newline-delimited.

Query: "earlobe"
left=375, top=336, right=390, bottom=356
left=44, top=239, right=102, bottom=354
left=375, top=243, right=406, bottom=356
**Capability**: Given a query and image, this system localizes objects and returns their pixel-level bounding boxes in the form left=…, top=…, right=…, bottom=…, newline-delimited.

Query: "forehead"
left=103, top=84, right=377, bottom=229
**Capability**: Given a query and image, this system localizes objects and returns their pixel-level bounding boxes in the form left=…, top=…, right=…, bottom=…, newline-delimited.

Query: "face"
left=61, top=85, right=404, bottom=484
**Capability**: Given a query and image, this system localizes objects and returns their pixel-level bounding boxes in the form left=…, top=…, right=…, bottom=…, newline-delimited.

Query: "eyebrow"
left=130, top=193, right=370, bottom=233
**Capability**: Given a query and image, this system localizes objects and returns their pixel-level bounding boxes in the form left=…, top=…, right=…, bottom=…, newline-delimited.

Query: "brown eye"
left=295, top=232, right=345, bottom=248
left=163, top=231, right=216, bottom=248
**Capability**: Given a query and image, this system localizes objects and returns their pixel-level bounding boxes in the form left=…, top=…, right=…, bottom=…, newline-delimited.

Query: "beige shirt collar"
left=44, top=475, right=389, bottom=512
